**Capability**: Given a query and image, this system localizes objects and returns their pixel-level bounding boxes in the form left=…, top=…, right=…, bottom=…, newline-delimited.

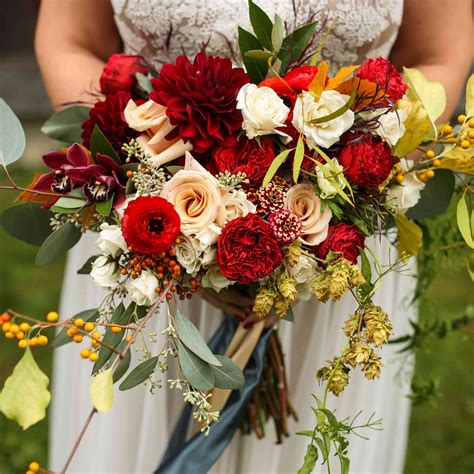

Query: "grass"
left=0, top=166, right=473, bottom=473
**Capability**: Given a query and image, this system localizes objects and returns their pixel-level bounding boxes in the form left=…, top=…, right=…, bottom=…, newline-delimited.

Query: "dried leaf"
left=308, top=61, right=328, bottom=100
left=395, top=215, right=423, bottom=261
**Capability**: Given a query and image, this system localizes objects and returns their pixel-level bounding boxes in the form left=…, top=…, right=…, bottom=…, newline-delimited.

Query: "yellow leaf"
left=0, top=348, right=51, bottom=430
left=90, top=368, right=114, bottom=413
left=395, top=215, right=423, bottom=261
left=439, top=147, right=474, bottom=175
left=466, top=74, right=474, bottom=117
left=326, top=65, right=359, bottom=90
left=308, top=61, right=328, bottom=100
left=403, top=67, right=446, bottom=122
left=456, top=192, right=474, bottom=249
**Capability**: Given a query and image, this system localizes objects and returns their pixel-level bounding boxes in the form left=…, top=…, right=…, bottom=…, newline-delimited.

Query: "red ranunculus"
left=150, top=52, right=249, bottom=153
left=81, top=91, right=137, bottom=162
left=316, top=223, right=365, bottom=264
left=122, top=196, right=181, bottom=255
left=217, top=213, right=283, bottom=283
left=99, top=53, right=148, bottom=95
left=338, top=133, right=393, bottom=189
left=212, top=137, right=275, bottom=187
left=355, top=57, right=407, bottom=101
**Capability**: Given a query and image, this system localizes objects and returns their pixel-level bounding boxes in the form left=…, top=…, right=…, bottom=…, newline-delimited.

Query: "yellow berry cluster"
left=440, top=116, right=474, bottom=149
left=1, top=312, right=50, bottom=349
left=65, top=318, right=101, bottom=362
left=26, top=461, right=40, bottom=474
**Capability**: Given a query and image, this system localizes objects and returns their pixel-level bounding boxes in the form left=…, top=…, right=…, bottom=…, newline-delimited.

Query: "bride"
left=35, top=1, right=471, bottom=472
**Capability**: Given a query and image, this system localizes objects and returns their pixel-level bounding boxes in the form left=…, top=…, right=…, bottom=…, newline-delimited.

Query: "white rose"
left=222, top=189, right=256, bottom=222
left=201, top=265, right=234, bottom=292
left=288, top=254, right=318, bottom=301
left=96, top=223, right=128, bottom=257
left=174, top=235, right=203, bottom=276
left=194, top=223, right=221, bottom=249
left=237, top=83, right=290, bottom=140
left=126, top=270, right=159, bottom=306
left=369, top=108, right=407, bottom=146
left=292, top=90, right=354, bottom=148
left=90, top=256, right=121, bottom=288
left=201, top=245, right=217, bottom=268
left=316, top=158, right=346, bottom=199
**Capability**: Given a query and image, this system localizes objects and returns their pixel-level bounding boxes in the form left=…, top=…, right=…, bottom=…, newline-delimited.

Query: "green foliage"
left=35, top=222, right=82, bottom=266
left=238, top=27, right=268, bottom=83
left=210, top=355, right=245, bottom=390
left=176, top=340, right=215, bottom=390
left=41, top=105, right=90, bottom=144
left=262, top=148, right=293, bottom=187
left=247, top=0, right=273, bottom=51
left=0, top=99, right=26, bottom=167
left=89, top=368, right=114, bottom=413
left=90, top=125, right=120, bottom=163
left=119, top=356, right=158, bottom=391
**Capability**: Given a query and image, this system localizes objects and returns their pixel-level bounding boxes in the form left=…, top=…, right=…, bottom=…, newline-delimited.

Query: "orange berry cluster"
left=26, top=461, right=40, bottom=474
left=1, top=312, right=48, bottom=349
left=65, top=317, right=101, bottom=362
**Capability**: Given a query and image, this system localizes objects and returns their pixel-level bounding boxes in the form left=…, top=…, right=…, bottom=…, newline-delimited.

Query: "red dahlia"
left=150, top=52, right=249, bottom=153
left=217, top=213, right=283, bottom=283
left=213, top=137, right=275, bottom=187
left=122, top=196, right=181, bottom=255
left=99, top=53, right=148, bottom=95
left=316, top=223, right=365, bottom=264
left=338, top=133, right=393, bottom=189
left=355, top=57, right=407, bottom=101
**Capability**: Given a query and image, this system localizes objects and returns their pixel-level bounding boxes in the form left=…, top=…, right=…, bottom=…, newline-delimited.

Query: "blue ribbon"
left=156, top=316, right=272, bottom=474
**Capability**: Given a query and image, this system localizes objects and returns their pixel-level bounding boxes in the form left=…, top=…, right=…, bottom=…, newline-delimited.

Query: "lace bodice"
left=111, top=0, right=404, bottom=72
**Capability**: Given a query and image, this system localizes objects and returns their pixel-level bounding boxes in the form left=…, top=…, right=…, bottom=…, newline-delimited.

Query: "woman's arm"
left=390, top=0, right=473, bottom=122
left=35, top=0, right=121, bottom=109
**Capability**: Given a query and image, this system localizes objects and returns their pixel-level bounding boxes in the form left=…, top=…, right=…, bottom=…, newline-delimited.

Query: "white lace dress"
left=50, top=1, right=415, bottom=472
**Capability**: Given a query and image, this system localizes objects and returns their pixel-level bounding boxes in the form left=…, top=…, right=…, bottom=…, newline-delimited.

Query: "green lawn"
left=0, top=166, right=473, bottom=473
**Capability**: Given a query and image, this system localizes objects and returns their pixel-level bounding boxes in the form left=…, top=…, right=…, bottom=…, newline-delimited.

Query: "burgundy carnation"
left=150, top=52, right=249, bottom=153
left=338, top=133, right=393, bottom=189
left=217, top=213, right=283, bottom=283
left=99, top=53, right=148, bottom=95
left=122, top=196, right=181, bottom=255
left=81, top=91, right=138, bottom=161
left=212, top=137, right=275, bottom=187
left=316, top=223, right=365, bottom=264
left=355, top=57, right=407, bottom=101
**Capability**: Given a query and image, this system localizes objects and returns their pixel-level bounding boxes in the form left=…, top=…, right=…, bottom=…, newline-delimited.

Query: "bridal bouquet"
left=0, top=2, right=473, bottom=472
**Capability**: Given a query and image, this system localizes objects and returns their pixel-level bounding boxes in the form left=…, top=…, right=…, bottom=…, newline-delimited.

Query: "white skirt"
left=49, top=233, right=415, bottom=473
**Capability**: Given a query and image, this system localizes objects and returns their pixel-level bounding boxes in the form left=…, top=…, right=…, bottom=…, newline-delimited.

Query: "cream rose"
left=124, top=99, right=168, bottom=132
left=90, top=256, right=121, bottom=288
left=369, top=108, right=407, bottom=146
left=201, top=265, right=234, bottom=292
left=126, top=270, right=159, bottom=306
left=292, top=90, right=354, bottom=148
left=222, top=189, right=256, bottom=222
left=160, top=152, right=226, bottom=235
left=237, top=83, right=290, bottom=140
left=288, top=254, right=318, bottom=301
left=174, top=235, right=203, bottom=276
left=285, top=183, right=332, bottom=245
left=96, top=223, right=128, bottom=257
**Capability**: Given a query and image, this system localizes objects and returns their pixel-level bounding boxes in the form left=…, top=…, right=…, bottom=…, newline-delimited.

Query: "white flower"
left=316, top=158, right=346, bottom=199
left=201, top=265, right=234, bottom=292
left=90, top=256, right=121, bottom=288
left=126, top=270, right=159, bottom=306
left=237, top=83, right=290, bottom=140
left=174, top=235, right=203, bottom=276
left=288, top=254, right=318, bottom=301
left=292, top=90, right=354, bottom=148
left=194, top=223, right=222, bottom=249
left=222, top=189, right=256, bottom=222
left=96, top=223, right=128, bottom=257
left=369, top=108, right=407, bottom=146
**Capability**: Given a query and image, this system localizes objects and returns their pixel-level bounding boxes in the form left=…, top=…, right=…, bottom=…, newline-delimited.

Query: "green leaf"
left=238, top=27, right=268, bottom=84
left=296, top=430, right=315, bottom=437
left=41, top=105, right=90, bottom=144
left=306, top=89, right=356, bottom=125
left=395, top=214, right=423, bottom=260
left=177, top=341, right=215, bottom=390
left=0, top=203, right=52, bottom=246
left=96, top=194, right=114, bottom=217
left=359, top=248, right=372, bottom=284
left=245, top=49, right=274, bottom=61
left=112, top=347, right=132, bottom=383
left=0, top=348, right=51, bottom=429
left=89, top=367, right=114, bottom=413
left=271, top=14, right=285, bottom=51
left=77, top=255, right=99, bottom=275
left=456, top=192, right=474, bottom=249
left=297, top=444, right=318, bottom=474
left=136, top=73, right=153, bottom=94
left=53, top=196, right=85, bottom=210
left=262, top=148, right=293, bottom=186
left=90, top=125, right=120, bottom=163
left=119, top=356, right=158, bottom=391
left=465, top=74, right=474, bottom=116
left=293, top=135, right=305, bottom=183
left=50, top=309, right=99, bottom=348
left=248, top=0, right=274, bottom=51
left=211, top=355, right=245, bottom=389
left=175, top=312, right=221, bottom=366
left=35, top=221, right=82, bottom=266
left=0, top=98, right=26, bottom=167
left=278, top=22, right=318, bottom=74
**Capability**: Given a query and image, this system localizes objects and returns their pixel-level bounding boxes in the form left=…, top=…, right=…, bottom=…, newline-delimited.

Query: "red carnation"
left=150, top=52, right=249, bottom=153
left=99, top=53, right=148, bottom=95
left=81, top=91, right=137, bottom=161
left=122, top=196, right=181, bottom=255
left=217, top=214, right=283, bottom=283
left=355, top=57, right=407, bottom=101
left=338, top=133, right=393, bottom=189
left=316, top=223, right=365, bottom=264
left=213, top=137, right=275, bottom=187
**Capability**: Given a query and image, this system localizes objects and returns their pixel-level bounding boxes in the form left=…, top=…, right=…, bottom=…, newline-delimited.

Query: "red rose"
left=338, top=133, right=393, bottom=189
left=212, top=137, right=275, bottom=187
left=217, top=214, right=283, bottom=283
left=99, top=54, right=148, bottom=95
left=150, top=52, right=249, bottom=153
left=122, top=196, right=181, bottom=255
left=355, top=57, right=407, bottom=101
left=81, top=91, right=137, bottom=162
left=316, top=223, right=365, bottom=264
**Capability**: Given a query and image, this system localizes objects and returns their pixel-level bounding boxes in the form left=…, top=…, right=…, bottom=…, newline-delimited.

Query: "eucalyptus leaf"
left=112, top=346, right=132, bottom=384
left=50, top=309, right=99, bottom=348
left=119, top=356, right=158, bottom=391
left=456, top=193, right=474, bottom=249
left=211, top=355, right=245, bottom=389
left=262, top=148, right=293, bottom=186
left=0, top=203, right=52, bottom=246
left=177, top=341, right=215, bottom=390
left=0, top=98, right=26, bottom=167
left=136, top=72, right=153, bottom=94
left=77, top=255, right=99, bottom=275
left=41, top=105, right=90, bottom=144
left=248, top=0, right=274, bottom=51
left=238, top=27, right=268, bottom=84
left=35, top=222, right=82, bottom=266
left=90, top=125, right=120, bottom=163
left=89, top=368, right=114, bottom=413
left=53, top=196, right=85, bottom=209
